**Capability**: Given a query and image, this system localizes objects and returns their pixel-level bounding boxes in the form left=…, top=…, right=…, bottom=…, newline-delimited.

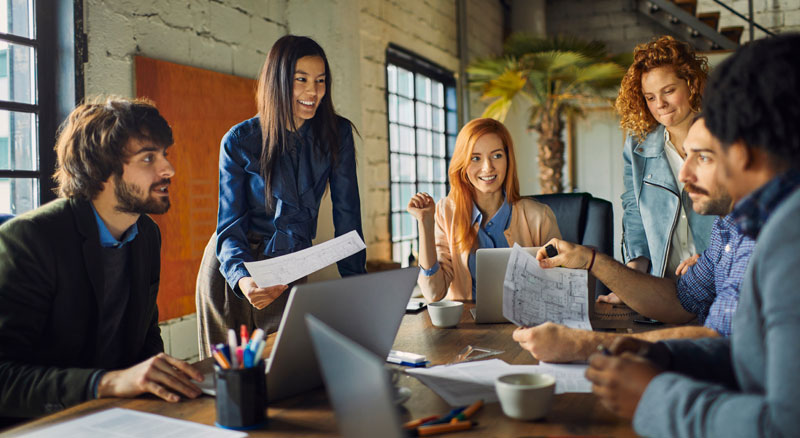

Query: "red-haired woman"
left=615, top=36, right=716, bottom=286
left=407, top=118, right=561, bottom=302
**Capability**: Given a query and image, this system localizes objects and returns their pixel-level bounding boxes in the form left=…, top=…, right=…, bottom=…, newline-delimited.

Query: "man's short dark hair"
left=703, top=33, right=800, bottom=169
left=53, top=97, right=173, bottom=200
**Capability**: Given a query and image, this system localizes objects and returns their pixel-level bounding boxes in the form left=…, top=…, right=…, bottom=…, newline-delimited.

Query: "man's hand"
left=585, top=350, right=661, bottom=419
left=97, top=353, right=204, bottom=402
left=675, top=254, right=700, bottom=276
left=535, top=238, right=593, bottom=270
left=238, top=277, right=288, bottom=310
left=512, top=322, right=594, bottom=363
left=596, top=292, right=623, bottom=305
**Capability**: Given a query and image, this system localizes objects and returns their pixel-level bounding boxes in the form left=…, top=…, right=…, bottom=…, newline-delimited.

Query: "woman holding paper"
left=407, top=118, right=561, bottom=303
left=197, top=35, right=366, bottom=355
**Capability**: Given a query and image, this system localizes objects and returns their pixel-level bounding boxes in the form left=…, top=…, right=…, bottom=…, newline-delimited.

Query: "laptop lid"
left=266, top=267, right=419, bottom=401
left=474, top=247, right=539, bottom=323
left=306, top=314, right=405, bottom=438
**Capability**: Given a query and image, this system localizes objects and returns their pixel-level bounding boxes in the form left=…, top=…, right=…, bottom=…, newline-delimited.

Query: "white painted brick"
left=189, top=37, right=234, bottom=75
left=84, top=56, right=134, bottom=97
left=132, top=20, right=192, bottom=64
left=85, top=5, right=135, bottom=58
left=232, top=44, right=267, bottom=79
left=156, top=1, right=195, bottom=29
left=168, top=313, right=200, bottom=361
left=248, top=16, right=286, bottom=51
left=206, top=1, right=253, bottom=44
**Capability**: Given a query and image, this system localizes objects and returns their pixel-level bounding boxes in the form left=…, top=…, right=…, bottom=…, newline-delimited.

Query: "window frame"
left=385, top=45, right=458, bottom=266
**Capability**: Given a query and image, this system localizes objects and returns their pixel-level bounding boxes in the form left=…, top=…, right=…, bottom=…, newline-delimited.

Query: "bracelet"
left=587, top=248, right=596, bottom=272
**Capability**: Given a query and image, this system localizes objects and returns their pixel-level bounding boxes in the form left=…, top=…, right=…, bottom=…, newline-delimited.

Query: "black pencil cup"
left=214, top=361, right=267, bottom=430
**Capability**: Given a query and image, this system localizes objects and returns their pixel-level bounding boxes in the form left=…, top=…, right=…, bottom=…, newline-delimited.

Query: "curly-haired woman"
left=613, top=36, right=717, bottom=289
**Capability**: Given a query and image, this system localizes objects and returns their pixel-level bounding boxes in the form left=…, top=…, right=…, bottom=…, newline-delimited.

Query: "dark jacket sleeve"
left=138, top=221, right=164, bottom=360
left=0, top=218, right=99, bottom=418
left=329, top=119, right=367, bottom=277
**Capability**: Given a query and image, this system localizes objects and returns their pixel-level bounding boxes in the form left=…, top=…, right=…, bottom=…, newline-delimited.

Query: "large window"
left=386, top=46, right=457, bottom=265
left=0, top=0, right=38, bottom=214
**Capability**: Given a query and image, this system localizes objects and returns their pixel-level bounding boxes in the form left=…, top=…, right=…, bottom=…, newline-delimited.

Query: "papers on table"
left=406, top=359, right=591, bottom=406
left=16, top=408, right=246, bottom=438
left=244, top=230, right=366, bottom=288
left=502, top=244, right=591, bottom=329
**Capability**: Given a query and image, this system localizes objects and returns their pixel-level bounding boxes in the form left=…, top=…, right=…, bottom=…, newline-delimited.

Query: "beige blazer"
left=418, top=197, right=561, bottom=302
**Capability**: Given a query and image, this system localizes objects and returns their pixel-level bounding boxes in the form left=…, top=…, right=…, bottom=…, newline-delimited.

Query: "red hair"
left=447, top=118, right=520, bottom=253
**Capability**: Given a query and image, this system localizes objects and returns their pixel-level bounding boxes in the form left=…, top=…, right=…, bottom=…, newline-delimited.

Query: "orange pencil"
left=212, top=350, right=231, bottom=369
left=452, top=399, right=483, bottom=422
left=413, top=420, right=475, bottom=436
left=403, top=415, right=439, bottom=429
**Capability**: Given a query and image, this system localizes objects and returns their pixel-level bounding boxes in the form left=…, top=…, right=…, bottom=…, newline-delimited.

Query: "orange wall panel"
left=135, top=56, right=258, bottom=321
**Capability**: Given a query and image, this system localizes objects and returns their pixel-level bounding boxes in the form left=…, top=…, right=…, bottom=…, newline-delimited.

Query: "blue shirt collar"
left=471, top=195, right=512, bottom=230
left=731, top=169, right=800, bottom=239
left=90, top=203, right=139, bottom=248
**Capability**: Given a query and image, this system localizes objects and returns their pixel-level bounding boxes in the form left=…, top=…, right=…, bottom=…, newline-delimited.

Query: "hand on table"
left=535, top=238, right=594, bottom=270
left=675, top=254, right=700, bottom=276
left=238, top=277, right=288, bottom=310
left=513, top=322, right=594, bottom=363
left=584, top=337, right=664, bottom=419
left=596, top=292, right=623, bottom=305
left=98, top=353, right=204, bottom=402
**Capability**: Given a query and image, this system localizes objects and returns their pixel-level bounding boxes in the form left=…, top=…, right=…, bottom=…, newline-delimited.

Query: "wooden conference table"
left=1, top=302, right=646, bottom=437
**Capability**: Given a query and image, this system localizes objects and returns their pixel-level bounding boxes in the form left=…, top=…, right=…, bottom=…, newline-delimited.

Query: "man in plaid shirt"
left=513, top=116, right=754, bottom=363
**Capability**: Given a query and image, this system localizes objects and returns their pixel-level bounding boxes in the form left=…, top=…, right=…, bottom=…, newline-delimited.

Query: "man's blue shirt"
left=90, top=204, right=138, bottom=248
left=676, top=213, right=755, bottom=337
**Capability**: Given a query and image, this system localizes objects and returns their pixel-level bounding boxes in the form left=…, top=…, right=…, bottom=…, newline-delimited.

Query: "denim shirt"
left=621, top=125, right=716, bottom=277
left=216, top=116, right=366, bottom=291
left=422, top=198, right=512, bottom=300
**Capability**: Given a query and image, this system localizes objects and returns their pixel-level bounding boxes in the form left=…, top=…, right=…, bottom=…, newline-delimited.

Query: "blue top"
left=422, top=197, right=512, bottom=300
left=675, top=214, right=754, bottom=336
left=633, top=170, right=800, bottom=437
left=216, top=116, right=366, bottom=293
left=90, top=204, right=139, bottom=248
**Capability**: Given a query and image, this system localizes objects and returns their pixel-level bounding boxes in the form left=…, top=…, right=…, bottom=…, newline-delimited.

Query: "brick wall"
left=696, top=0, right=800, bottom=39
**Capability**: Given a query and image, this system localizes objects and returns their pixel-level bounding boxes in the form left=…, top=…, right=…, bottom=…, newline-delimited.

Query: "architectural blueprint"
left=502, top=244, right=591, bottom=329
left=244, top=230, right=366, bottom=287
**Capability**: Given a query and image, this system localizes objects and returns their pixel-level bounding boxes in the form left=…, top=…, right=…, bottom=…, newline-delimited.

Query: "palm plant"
left=469, top=34, right=628, bottom=193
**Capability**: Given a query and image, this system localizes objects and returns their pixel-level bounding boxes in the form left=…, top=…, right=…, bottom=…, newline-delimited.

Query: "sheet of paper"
left=405, top=359, right=513, bottom=406
left=502, top=244, right=591, bottom=329
left=514, top=362, right=592, bottom=394
left=17, top=408, right=246, bottom=438
left=244, top=230, right=365, bottom=287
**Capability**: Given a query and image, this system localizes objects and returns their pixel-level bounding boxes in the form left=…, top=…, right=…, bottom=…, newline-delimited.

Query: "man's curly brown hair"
left=615, top=36, right=709, bottom=141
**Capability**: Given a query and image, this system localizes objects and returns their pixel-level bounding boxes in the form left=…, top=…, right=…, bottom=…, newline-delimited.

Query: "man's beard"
left=114, top=175, right=171, bottom=215
left=685, top=182, right=732, bottom=216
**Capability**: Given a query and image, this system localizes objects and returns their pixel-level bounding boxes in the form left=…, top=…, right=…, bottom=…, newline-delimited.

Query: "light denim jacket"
left=621, top=125, right=715, bottom=277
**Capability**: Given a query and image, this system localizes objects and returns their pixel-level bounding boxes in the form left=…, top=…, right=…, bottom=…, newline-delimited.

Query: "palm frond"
left=504, top=33, right=608, bottom=59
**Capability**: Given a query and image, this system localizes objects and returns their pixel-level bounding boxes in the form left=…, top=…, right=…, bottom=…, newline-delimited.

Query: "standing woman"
left=197, top=35, right=366, bottom=357
left=407, top=118, right=561, bottom=303
left=615, top=36, right=715, bottom=284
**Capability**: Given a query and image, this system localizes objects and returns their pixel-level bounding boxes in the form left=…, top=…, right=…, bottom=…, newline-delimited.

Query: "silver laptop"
left=265, top=267, right=419, bottom=401
left=306, top=314, right=405, bottom=438
left=473, top=247, right=540, bottom=323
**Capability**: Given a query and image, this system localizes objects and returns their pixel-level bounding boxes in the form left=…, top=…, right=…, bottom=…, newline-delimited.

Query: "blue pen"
left=243, top=347, right=254, bottom=368
left=421, top=406, right=467, bottom=426
left=216, top=343, right=232, bottom=363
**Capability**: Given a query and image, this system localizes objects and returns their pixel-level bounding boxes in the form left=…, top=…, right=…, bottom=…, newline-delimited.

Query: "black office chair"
left=528, top=193, right=613, bottom=298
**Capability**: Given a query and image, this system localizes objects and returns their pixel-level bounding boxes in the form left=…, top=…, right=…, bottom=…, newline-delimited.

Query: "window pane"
left=0, top=0, right=34, bottom=39
left=447, top=134, right=456, bottom=157
left=401, top=182, right=416, bottom=207
left=388, top=94, right=398, bottom=123
left=402, top=214, right=415, bottom=240
left=397, top=67, right=414, bottom=98
left=391, top=182, right=400, bottom=211
left=392, top=212, right=401, bottom=241
left=417, top=156, right=431, bottom=182
left=432, top=81, right=444, bottom=107
left=398, top=97, right=414, bottom=125
left=434, top=183, right=447, bottom=200
left=416, top=129, right=431, bottom=156
left=446, top=86, right=457, bottom=110
left=432, top=133, right=445, bottom=158
left=418, top=182, right=434, bottom=198
left=415, top=74, right=430, bottom=103
left=392, top=242, right=402, bottom=264
left=0, top=42, right=37, bottom=104
left=399, top=155, right=415, bottom=182
left=398, top=125, right=414, bottom=154
left=387, top=65, right=397, bottom=94
left=433, top=158, right=446, bottom=182
left=389, top=123, right=399, bottom=152
left=0, top=110, right=37, bottom=171
left=415, top=102, right=431, bottom=129
left=390, top=154, right=399, bottom=182
left=0, top=177, right=38, bottom=214
left=446, top=110, right=457, bottom=134
left=432, top=108, right=444, bottom=133
left=400, top=240, right=412, bottom=266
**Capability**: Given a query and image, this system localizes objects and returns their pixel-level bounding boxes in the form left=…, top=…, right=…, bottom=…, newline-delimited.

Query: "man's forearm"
left=591, top=253, right=694, bottom=323
left=572, top=326, right=719, bottom=361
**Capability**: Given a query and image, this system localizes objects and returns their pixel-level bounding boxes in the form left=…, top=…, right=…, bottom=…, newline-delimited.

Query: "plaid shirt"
left=676, top=214, right=755, bottom=336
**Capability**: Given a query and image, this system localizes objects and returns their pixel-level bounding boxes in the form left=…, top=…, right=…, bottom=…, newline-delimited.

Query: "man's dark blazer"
left=0, top=198, right=164, bottom=419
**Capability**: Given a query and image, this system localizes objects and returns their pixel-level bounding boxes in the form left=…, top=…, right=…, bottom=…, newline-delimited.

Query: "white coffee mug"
left=427, top=300, right=464, bottom=328
left=495, top=373, right=555, bottom=420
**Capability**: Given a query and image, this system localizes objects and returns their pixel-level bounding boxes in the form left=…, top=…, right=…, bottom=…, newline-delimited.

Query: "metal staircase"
left=637, top=0, right=776, bottom=51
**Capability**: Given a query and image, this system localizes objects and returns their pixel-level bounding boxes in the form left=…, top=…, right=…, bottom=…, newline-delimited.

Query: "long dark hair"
left=257, top=35, right=350, bottom=207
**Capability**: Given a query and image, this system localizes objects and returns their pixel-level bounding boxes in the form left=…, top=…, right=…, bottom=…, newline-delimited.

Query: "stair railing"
left=709, top=0, right=775, bottom=41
